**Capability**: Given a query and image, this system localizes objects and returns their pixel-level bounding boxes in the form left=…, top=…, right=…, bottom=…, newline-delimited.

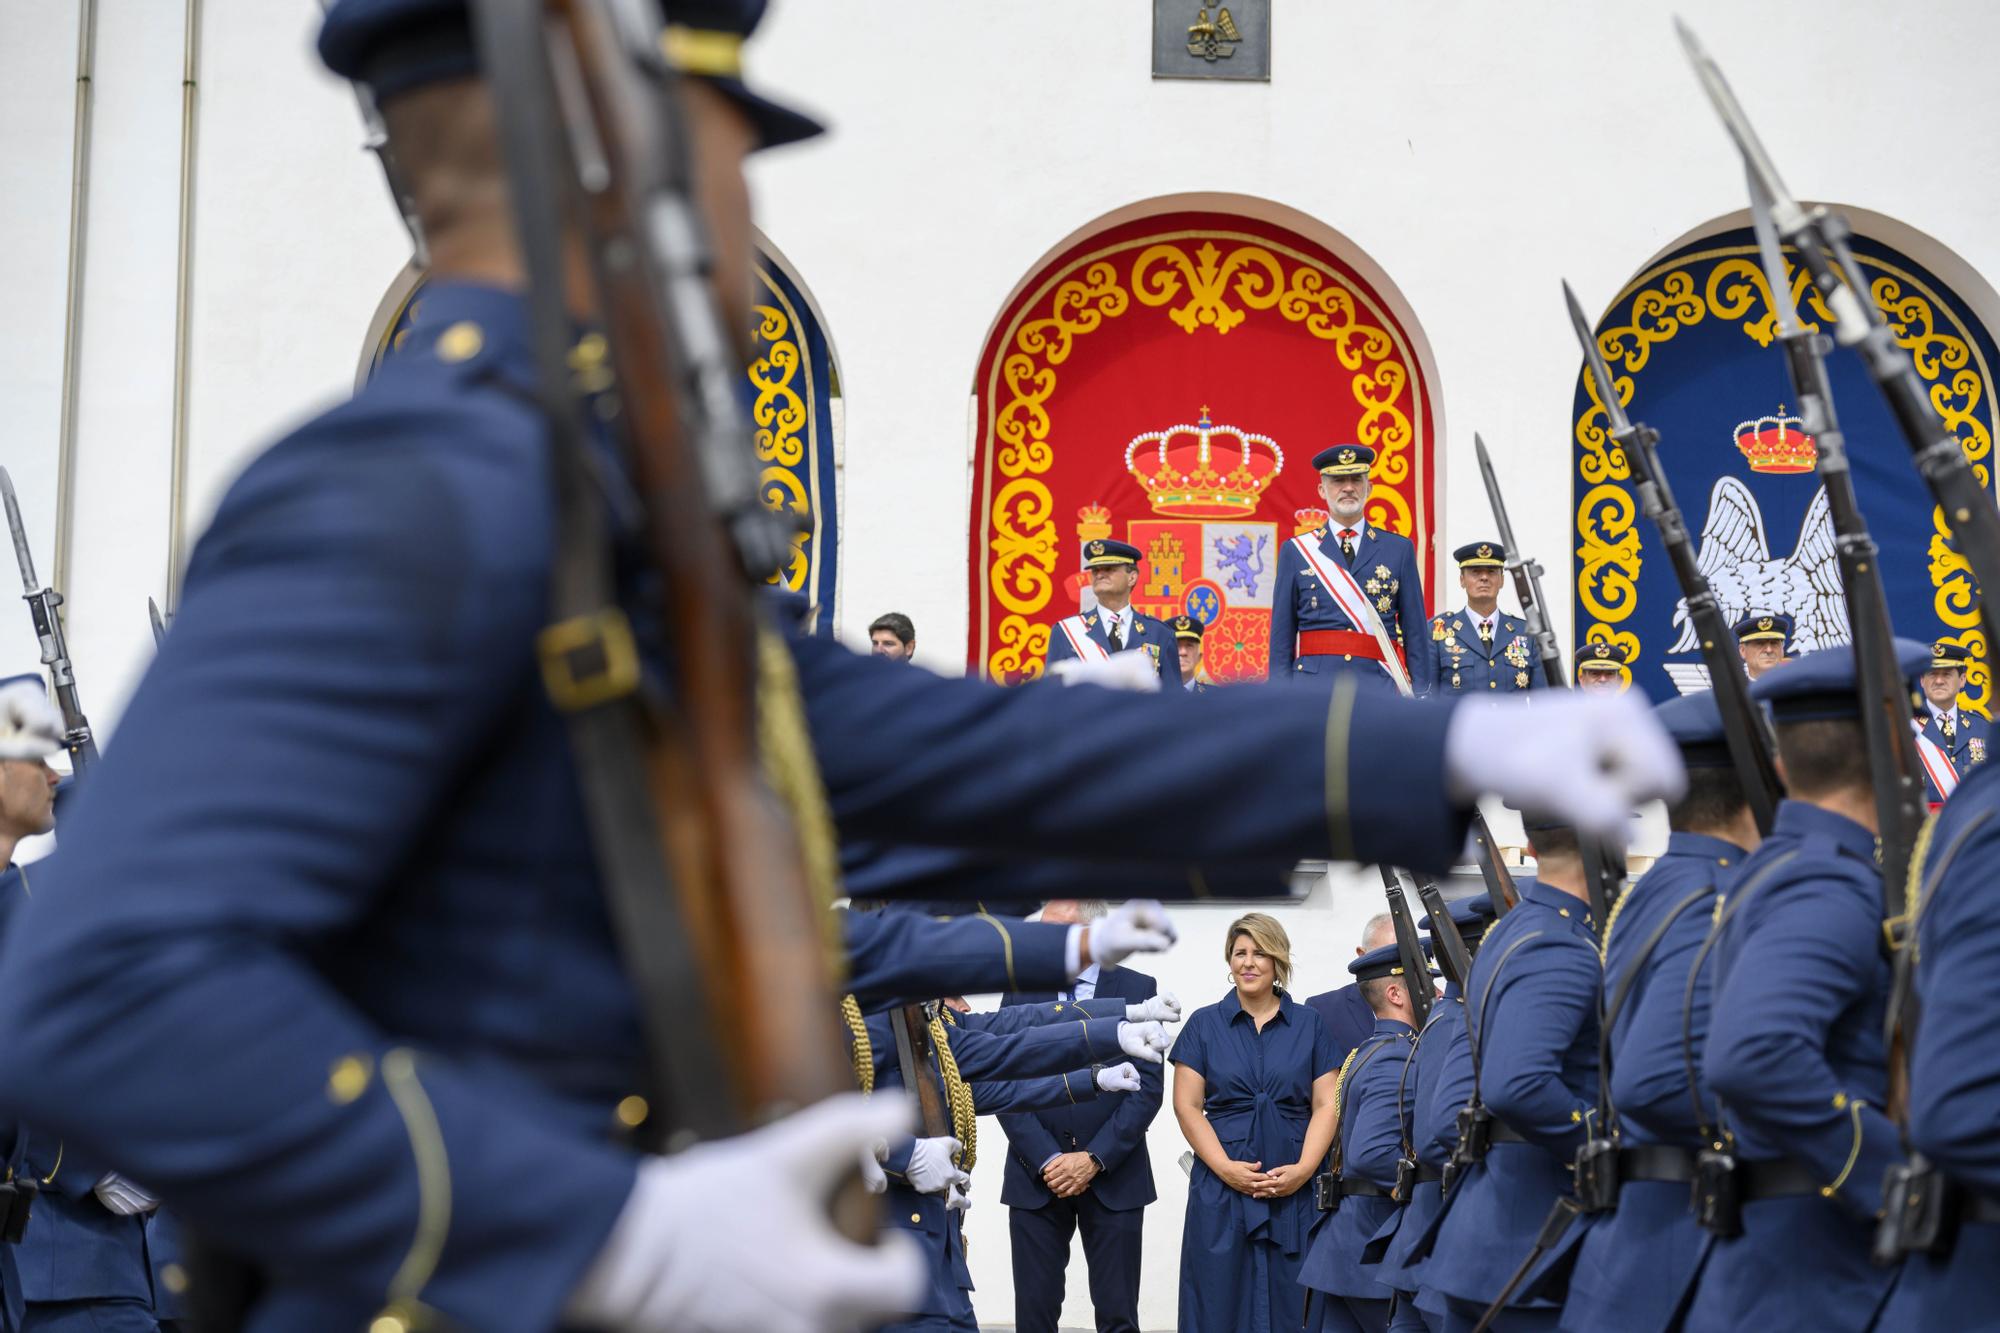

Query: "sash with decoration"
left=1287, top=534, right=1414, bottom=697
left=1055, top=615, right=1112, bottom=664
left=1913, top=719, right=1959, bottom=798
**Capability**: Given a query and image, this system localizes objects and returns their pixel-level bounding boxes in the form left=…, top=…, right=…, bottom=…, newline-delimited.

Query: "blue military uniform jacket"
left=1302, top=984, right=1376, bottom=1071
left=1367, top=984, right=1470, bottom=1314
left=1686, top=801, right=1900, bottom=1333
left=0, top=282, right=1474, bottom=1333
left=1427, top=609, right=1542, bottom=698
left=1919, top=703, right=1991, bottom=803
left=1300, top=1017, right=1415, bottom=1304
left=842, top=907, right=1074, bottom=1012
left=1041, top=607, right=1183, bottom=687
left=996, top=968, right=1161, bottom=1214
left=1270, top=524, right=1433, bottom=693
left=1897, top=754, right=2000, bottom=1326
left=1425, top=879, right=1600, bottom=1313
left=1559, top=832, right=1743, bottom=1333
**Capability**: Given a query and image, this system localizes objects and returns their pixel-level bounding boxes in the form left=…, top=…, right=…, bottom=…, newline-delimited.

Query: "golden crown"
left=1293, top=506, right=1329, bottom=536
left=1125, top=407, right=1284, bottom=519
left=1735, top=405, right=1817, bottom=475
left=1075, top=504, right=1113, bottom=542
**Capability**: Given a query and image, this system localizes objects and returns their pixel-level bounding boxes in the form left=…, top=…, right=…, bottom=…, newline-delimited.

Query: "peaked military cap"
left=1417, top=892, right=1494, bottom=936
left=1574, top=640, right=1632, bottom=673
left=1653, top=691, right=1731, bottom=768
left=1930, top=640, right=1973, bottom=672
left=1349, top=941, right=1414, bottom=983
left=1750, top=638, right=1933, bottom=722
left=1732, top=610, right=1793, bottom=645
left=317, top=0, right=824, bottom=144
left=1312, top=444, right=1376, bottom=477
left=1453, top=541, right=1505, bottom=569
left=1081, top=538, right=1143, bottom=570
left=1171, top=615, right=1205, bottom=641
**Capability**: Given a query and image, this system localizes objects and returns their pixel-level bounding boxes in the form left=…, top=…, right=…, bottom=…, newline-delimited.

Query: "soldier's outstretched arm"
left=929, top=1015, right=1130, bottom=1083
left=841, top=907, right=1074, bottom=1011
left=839, top=837, right=1294, bottom=905
left=974, top=1068, right=1106, bottom=1116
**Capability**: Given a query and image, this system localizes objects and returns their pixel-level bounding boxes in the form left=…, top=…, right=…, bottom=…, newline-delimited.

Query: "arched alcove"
left=963, top=194, right=1444, bottom=683
left=1570, top=209, right=2000, bottom=710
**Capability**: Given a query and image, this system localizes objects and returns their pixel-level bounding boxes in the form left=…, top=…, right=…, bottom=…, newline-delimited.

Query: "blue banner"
left=750, top=253, right=840, bottom=632
left=1572, top=226, right=1997, bottom=712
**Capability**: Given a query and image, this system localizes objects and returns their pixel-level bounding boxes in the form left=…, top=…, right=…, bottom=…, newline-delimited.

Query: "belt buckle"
left=537, top=608, right=641, bottom=712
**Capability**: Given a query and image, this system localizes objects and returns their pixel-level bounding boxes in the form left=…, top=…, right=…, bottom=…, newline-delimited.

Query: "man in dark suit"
left=998, top=901, right=1176, bottom=1333
left=1303, top=912, right=1395, bottom=1067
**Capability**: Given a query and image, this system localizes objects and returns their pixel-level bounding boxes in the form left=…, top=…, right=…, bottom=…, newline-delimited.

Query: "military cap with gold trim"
left=1171, top=615, right=1205, bottom=642
left=1930, top=640, right=1973, bottom=672
left=317, top=0, right=824, bottom=145
left=1349, top=940, right=1422, bottom=983
left=1750, top=638, right=1932, bottom=722
left=1312, top=444, right=1376, bottom=477
left=1731, top=610, right=1793, bottom=646
left=1574, top=640, right=1632, bottom=674
left=1453, top=541, right=1505, bottom=569
left=1081, top=538, right=1143, bottom=570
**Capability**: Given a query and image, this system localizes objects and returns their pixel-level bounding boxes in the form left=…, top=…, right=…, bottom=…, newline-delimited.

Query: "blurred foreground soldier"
left=1681, top=642, right=1934, bottom=1333
left=1557, top=693, right=1759, bottom=1332
left=1429, top=543, right=1538, bottom=697
left=1916, top=639, right=1988, bottom=804
left=1042, top=540, right=1180, bottom=686
left=1892, top=666, right=2000, bottom=1324
left=997, top=901, right=1164, bottom=1333
left=1301, top=943, right=1420, bottom=1333
left=1305, top=914, right=1396, bottom=1067
left=1424, top=823, right=1601, bottom=1332
left=0, top=5, right=1686, bottom=1332
left=1271, top=447, right=1432, bottom=693
left=1732, top=611, right=1792, bottom=682
left=869, top=613, right=916, bottom=662
left=1173, top=615, right=1209, bottom=693
left=1573, top=641, right=1631, bottom=693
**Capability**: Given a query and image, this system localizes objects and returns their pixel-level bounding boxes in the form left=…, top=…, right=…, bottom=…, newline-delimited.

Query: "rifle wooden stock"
left=1467, top=811, right=1520, bottom=914
left=1379, top=865, right=1436, bottom=1026
left=892, top=1006, right=953, bottom=1141
left=1411, top=875, right=1474, bottom=992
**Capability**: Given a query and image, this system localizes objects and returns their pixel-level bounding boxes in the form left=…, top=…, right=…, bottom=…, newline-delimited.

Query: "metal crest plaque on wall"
left=1153, top=0, right=1270, bottom=81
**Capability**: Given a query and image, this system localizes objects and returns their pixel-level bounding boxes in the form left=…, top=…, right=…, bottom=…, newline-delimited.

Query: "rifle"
left=147, top=597, right=169, bottom=649
left=0, top=468, right=96, bottom=776
left=1561, top=283, right=1783, bottom=837
left=474, top=0, right=865, bottom=1234
left=1474, top=432, right=1626, bottom=935
left=1408, top=872, right=1475, bottom=991
left=1465, top=812, right=1520, bottom=915
left=890, top=1004, right=953, bottom=1141
left=1378, top=865, right=1436, bottom=1026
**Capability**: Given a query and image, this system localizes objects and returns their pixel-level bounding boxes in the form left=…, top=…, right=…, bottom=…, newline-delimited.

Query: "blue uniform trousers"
left=1007, top=1192, right=1140, bottom=1333
left=1441, top=1299, right=1558, bottom=1332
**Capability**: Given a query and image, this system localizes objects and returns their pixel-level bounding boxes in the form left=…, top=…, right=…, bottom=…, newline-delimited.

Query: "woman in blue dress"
left=1171, top=912, right=1340, bottom=1332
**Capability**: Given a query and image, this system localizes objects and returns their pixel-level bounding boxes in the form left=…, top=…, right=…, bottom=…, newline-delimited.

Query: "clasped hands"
left=1041, top=1149, right=1100, bottom=1199
left=1216, top=1157, right=1311, bottom=1200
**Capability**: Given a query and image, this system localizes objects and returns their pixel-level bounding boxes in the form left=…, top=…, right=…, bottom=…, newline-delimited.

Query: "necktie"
left=1479, top=620, right=1493, bottom=648
left=1943, top=712, right=1956, bottom=740
left=1338, top=529, right=1356, bottom=563
left=1107, top=615, right=1123, bottom=651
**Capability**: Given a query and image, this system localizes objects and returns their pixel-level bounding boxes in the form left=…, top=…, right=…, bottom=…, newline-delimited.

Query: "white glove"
left=565, top=1093, right=924, bottom=1333
left=1117, top=1020, right=1171, bottom=1065
left=860, top=1139, right=888, bottom=1195
left=944, top=1180, right=972, bottom=1214
left=1126, top=992, right=1182, bottom=1024
left=1086, top=900, right=1177, bottom=969
left=1444, top=691, right=1686, bottom=839
left=93, top=1173, right=158, bottom=1216
left=0, top=680, right=62, bottom=761
left=1048, top=652, right=1161, bottom=692
left=906, top=1136, right=966, bottom=1196
left=1096, top=1061, right=1142, bottom=1094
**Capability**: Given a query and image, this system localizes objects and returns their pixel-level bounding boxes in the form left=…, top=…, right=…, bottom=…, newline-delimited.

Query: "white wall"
left=3, top=1, right=1997, bottom=1327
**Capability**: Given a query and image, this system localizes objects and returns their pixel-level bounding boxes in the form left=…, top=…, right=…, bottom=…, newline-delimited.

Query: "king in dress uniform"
left=1041, top=539, right=1182, bottom=686
left=1427, top=542, right=1540, bottom=698
left=1270, top=446, right=1432, bottom=693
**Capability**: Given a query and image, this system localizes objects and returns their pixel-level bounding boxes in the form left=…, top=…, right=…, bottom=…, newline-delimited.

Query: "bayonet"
left=0, top=468, right=95, bottom=775
left=147, top=597, right=168, bottom=649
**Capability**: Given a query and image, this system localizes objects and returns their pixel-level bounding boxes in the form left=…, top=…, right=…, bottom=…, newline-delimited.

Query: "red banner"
left=967, top=210, right=1439, bottom=683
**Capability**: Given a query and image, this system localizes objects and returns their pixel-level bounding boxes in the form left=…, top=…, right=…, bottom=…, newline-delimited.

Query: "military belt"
left=1313, top=1172, right=1392, bottom=1211
left=1487, top=1119, right=1529, bottom=1147
left=1740, top=1158, right=1822, bottom=1201
left=1296, top=629, right=1385, bottom=662
left=1966, top=1189, right=2000, bottom=1226
left=1615, top=1143, right=1699, bottom=1184
left=1414, top=1162, right=1445, bottom=1185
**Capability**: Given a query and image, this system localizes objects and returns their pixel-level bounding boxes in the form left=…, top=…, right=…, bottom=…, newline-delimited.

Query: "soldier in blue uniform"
left=1731, top=610, right=1792, bottom=682
left=0, top=4, right=1687, bottom=1330
left=1915, top=638, right=1990, bottom=803
left=1680, top=642, right=1933, bottom=1333
left=1425, top=826, right=1601, bottom=1332
left=1371, top=894, right=1495, bottom=1333
left=1557, top=693, right=1759, bottom=1333
left=1270, top=446, right=1433, bottom=693
left=1305, top=914, right=1395, bottom=1069
left=1427, top=542, right=1540, bottom=698
left=1301, top=943, right=1420, bottom=1333
left=1574, top=641, right=1631, bottom=693
left=1172, top=615, right=1210, bottom=694
left=996, top=901, right=1166, bottom=1333
left=1041, top=539, right=1182, bottom=687
left=1890, top=674, right=2000, bottom=1325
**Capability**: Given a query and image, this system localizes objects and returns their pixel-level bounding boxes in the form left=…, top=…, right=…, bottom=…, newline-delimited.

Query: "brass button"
left=161, top=1264, right=189, bottom=1295
left=327, top=1054, right=372, bottom=1105
left=436, top=321, right=484, bottom=363
left=1343, top=654, right=1353, bottom=662
left=910, top=1212, right=922, bottom=1223
left=371, top=1317, right=408, bottom=1333
left=1489, top=681, right=1497, bottom=689
left=1558, top=908, right=1570, bottom=918
left=616, top=1095, right=650, bottom=1128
